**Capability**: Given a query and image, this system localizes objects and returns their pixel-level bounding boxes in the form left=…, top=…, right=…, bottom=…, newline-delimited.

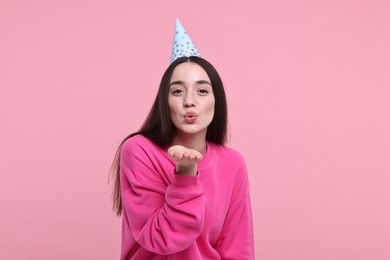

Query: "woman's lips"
left=184, top=112, right=197, bottom=124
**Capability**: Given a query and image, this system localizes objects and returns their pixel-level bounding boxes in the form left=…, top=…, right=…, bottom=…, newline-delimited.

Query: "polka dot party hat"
left=170, top=19, right=201, bottom=63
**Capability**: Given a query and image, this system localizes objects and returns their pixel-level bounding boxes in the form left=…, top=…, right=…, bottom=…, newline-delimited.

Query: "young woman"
left=111, top=56, right=254, bottom=259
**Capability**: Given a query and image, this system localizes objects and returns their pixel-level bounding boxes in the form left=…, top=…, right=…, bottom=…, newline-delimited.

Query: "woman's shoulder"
left=209, top=142, right=246, bottom=164
left=122, top=134, right=160, bottom=154
left=207, top=143, right=248, bottom=180
left=123, top=134, right=151, bottom=146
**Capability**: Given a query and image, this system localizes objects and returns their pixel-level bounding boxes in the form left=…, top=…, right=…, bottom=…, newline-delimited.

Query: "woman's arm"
left=120, top=139, right=205, bottom=255
left=214, top=192, right=255, bottom=259
left=214, top=158, right=255, bottom=259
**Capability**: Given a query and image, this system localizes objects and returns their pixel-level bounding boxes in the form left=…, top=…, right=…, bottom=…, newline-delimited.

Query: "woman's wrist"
left=175, top=164, right=197, bottom=176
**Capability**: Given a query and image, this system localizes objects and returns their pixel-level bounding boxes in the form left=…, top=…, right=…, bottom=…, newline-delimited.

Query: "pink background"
left=1, top=0, right=389, bottom=259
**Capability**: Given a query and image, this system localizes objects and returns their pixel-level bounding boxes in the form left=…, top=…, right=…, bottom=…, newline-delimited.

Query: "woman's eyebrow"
left=169, top=80, right=184, bottom=86
left=169, top=80, right=211, bottom=86
left=195, top=80, right=211, bottom=86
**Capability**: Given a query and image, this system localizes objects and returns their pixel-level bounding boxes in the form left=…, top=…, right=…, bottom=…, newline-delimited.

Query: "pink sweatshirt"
left=120, top=135, right=254, bottom=259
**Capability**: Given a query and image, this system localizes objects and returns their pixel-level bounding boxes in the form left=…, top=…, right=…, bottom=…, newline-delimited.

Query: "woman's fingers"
left=168, top=145, right=202, bottom=164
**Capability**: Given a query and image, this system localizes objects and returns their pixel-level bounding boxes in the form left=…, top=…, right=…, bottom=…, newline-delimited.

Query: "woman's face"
left=168, top=62, right=215, bottom=138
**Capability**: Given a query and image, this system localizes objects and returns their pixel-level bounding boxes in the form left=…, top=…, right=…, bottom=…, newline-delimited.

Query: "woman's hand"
left=167, top=145, right=202, bottom=176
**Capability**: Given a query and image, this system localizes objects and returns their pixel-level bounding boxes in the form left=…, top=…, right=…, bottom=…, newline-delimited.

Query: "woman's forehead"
left=170, top=62, right=210, bottom=82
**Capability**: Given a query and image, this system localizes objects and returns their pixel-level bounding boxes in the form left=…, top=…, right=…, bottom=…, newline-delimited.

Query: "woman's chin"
left=176, top=126, right=207, bottom=136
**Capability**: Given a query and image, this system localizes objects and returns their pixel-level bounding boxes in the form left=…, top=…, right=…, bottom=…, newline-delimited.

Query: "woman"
left=111, top=56, right=254, bottom=259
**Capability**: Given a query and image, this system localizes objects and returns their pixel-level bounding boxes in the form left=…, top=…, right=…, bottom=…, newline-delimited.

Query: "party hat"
left=170, top=19, right=201, bottom=63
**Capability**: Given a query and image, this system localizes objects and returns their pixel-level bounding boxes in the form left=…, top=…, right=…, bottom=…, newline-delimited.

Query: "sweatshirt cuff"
left=173, top=173, right=200, bottom=188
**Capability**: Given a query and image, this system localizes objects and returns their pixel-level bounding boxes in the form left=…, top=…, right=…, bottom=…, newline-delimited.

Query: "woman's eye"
left=198, top=89, right=209, bottom=95
left=171, top=89, right=184, bottom=95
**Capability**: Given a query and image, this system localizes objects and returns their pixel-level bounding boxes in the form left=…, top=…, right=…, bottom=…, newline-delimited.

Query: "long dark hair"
left=111, top=56, right=228, bottom=216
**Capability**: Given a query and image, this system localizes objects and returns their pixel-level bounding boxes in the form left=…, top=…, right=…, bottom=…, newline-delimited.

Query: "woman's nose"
left=184, top=92, right=196, bottom=107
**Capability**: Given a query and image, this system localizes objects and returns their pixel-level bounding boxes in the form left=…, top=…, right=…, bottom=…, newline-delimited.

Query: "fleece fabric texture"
left=120, top=134, right=254, bottom=259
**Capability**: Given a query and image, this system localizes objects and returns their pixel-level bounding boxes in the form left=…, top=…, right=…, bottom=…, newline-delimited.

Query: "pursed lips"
left=184, top=111, right=197, bottom=118
left=183, top=111, right=197, bottom=123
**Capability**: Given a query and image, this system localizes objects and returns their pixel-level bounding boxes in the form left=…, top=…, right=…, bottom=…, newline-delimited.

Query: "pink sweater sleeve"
left=214, top=156, right=255, bottom=259
left=120, top=139, right=205, bottom=255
